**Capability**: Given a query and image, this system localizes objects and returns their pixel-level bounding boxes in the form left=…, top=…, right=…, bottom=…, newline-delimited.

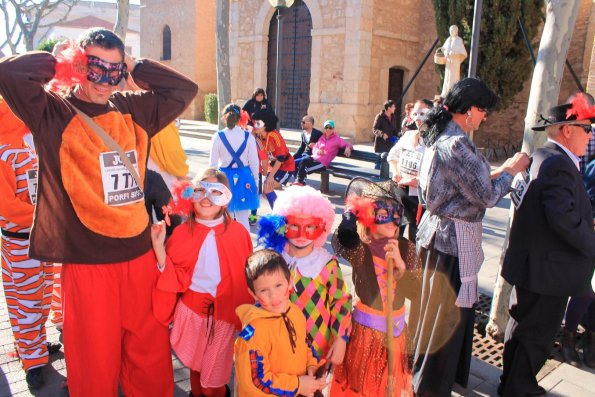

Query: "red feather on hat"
left=345, top=194, right=377, bottom=232
left=47, top=42, right=88, bottom=92
left=566, top=93, right=595, bottom=121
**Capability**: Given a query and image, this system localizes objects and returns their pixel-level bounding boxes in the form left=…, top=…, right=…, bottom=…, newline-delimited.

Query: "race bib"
left=26, top=169, right=38, bottom=205
left=99, top=150, right=144, bottom=206
left=398, top=148, right=423, bottom=179
left=510, top=171, right=531, bottom=209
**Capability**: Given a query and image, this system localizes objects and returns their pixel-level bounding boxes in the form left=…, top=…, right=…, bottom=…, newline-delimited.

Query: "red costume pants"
left=62, top=249, right=173, bottom=397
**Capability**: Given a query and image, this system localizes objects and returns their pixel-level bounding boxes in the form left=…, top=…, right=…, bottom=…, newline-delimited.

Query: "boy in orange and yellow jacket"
left=235, top=249, right=326, bottom=397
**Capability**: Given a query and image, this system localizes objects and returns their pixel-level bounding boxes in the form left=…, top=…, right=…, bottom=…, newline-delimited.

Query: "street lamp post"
left=268, top=0, right=295, bottom=124
left=468, top=0, right=483, bottom=78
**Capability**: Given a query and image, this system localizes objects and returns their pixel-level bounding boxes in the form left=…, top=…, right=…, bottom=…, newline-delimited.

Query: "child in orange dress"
left=330, top=179, right=412, bottom=397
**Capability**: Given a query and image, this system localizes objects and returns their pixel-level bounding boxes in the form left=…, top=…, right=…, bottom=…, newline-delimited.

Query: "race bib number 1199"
left=99, top=150, right=144, bottom=206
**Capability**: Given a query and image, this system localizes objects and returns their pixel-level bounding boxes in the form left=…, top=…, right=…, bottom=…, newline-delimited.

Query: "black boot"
left=26, top=366, right=44, bottom=389
left=584, top=330, right=595, bottom=368
left=47, top=341, right=62, bottom=354
left=561, top=329, right=582, bottom=368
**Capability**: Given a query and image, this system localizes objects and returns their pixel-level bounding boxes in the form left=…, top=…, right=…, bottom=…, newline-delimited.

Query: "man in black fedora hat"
left=499, top=93, right=595, bottom=396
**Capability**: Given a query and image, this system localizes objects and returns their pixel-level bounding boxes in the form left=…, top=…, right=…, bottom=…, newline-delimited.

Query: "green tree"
left=432, top=0, right=543, bottom=108
left=36, top=38, right=59, bottom=53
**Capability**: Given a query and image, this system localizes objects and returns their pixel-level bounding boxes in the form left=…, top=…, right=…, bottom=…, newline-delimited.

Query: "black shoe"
left=560, top=329, right=582, bottom=368
left=47, top=341, right=62, bottom=355
left=584, top=330, right=595, bottom=368
left=498, top=383, right=545, bottom=396
left=26, top=367, right=44, bottom=389
left=530, top=386, right=547, bottom=396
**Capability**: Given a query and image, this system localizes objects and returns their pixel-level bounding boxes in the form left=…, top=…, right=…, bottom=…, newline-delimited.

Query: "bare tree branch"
left=3, top=0, right=80, bottom=51
left=39, top=1, right=78, bottom=29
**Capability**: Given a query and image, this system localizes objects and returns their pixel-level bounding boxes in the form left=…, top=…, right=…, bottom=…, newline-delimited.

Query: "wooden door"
left=388, top=67, right=405, bottom=120
left=267, top=0, right=312, bottom=129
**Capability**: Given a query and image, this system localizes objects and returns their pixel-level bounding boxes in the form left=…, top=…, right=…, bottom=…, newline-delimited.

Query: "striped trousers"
left=296, top=157, right=326, bottom=183
left=1, top=235, right=53, bottom=371
left=50, top=263, right=63, bottom=329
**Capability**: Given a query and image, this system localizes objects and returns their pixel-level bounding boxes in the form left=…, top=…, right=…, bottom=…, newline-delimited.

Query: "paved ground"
left=1, top=120, right=594, bottom=396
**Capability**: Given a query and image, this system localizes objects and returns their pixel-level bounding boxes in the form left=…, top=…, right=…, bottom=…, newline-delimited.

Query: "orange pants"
left=62, top=250, right=173, bottom=397
left=1, top=236, right=53, bottom=371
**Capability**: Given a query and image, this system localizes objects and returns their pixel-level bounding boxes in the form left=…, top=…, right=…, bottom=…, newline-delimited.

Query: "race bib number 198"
left=99, top=150, right=144, bottom=206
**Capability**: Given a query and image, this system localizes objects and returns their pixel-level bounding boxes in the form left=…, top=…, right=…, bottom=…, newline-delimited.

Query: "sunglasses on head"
left=568, top=124, right=593, bottom=134
left=86, top=55, right=127, bottom=86
left=475, top=107, right=489, bottom=116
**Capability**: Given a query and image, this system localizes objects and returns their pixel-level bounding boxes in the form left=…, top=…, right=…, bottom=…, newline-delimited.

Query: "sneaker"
left=249, top=214, right=258, bottom=226
left=26, top=367, right=44, bottom=389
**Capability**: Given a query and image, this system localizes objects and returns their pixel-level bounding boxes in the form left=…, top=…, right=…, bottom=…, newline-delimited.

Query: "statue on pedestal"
left=437, top=25, right=467, bottom=98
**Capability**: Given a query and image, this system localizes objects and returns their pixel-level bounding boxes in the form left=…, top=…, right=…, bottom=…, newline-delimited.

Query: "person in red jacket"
left=252, top=108, right=295, bottom=209
left=152, top=168, right=254, bottom=397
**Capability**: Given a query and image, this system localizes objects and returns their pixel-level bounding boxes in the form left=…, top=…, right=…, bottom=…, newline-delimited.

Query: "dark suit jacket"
left=373, top=111, right=398, bottom=153
left=294, top=128, right=322, bottom=158
left=502, top=142, right=595, bottom=297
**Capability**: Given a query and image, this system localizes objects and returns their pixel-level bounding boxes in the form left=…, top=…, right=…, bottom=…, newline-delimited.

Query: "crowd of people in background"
left=0, top=26, right=594, bottom=397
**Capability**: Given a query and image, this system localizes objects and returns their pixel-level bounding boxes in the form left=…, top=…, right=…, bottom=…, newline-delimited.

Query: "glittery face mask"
left=373, top=201, right=402, bottom=225
left=285, top=215, right=325, bottom=240
left=192, top=182, right=232, bottom=206
left=86, top=55, right=127, bottom=86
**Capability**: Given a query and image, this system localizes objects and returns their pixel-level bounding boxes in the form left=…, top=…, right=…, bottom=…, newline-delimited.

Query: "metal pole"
left=396, top=37, right=440, bottom=107
left=565, top=59, right=586, bottom=93
left=518, top=17, right=536, bottom=66
left=275, top=8, right=283, bottom=122
left=468, top=0, right=483, bottom=77
left=523, top=16, right=585, bottom=92
left=386, top=255, right=395, bottom=396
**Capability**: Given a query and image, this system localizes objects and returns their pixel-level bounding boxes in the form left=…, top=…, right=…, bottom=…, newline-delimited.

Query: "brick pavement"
left=0, top=281, right=195, bottom=397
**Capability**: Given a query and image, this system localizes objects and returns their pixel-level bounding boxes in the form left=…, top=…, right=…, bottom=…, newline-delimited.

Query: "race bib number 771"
left=99, top=150, right=144, bottom=206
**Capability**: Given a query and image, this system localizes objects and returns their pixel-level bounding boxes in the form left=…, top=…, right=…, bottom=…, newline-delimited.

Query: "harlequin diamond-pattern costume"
left=285, top=251, right=352, bottom=357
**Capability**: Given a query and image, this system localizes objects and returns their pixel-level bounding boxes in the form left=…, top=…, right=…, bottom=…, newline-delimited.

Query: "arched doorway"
left=388, top=67, right=405, bottom=121
left=267, top=0, right=312, bottom=129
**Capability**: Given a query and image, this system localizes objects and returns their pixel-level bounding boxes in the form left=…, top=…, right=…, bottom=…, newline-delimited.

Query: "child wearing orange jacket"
left=235, top=249, right=326, bottom=396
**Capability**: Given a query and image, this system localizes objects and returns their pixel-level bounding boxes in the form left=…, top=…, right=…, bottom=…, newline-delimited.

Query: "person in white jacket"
left=387, top=99, right=431, bottom=240
left=209, top=104, right=260, bottom=230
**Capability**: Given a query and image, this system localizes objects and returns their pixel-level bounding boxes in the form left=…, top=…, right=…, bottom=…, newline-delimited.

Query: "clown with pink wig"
left=257, top=185, right=352, bottom=365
